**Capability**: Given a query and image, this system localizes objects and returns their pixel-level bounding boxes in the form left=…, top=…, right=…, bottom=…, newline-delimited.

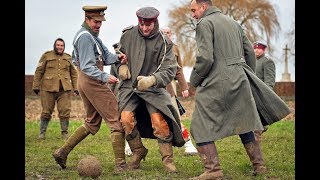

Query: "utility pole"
left=281, top=44, right=291, bottom=82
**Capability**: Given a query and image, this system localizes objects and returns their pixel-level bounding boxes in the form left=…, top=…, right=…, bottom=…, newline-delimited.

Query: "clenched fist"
left=119, top=64, right=131, bottom=80
left=137, top=75, right=156, bottom=91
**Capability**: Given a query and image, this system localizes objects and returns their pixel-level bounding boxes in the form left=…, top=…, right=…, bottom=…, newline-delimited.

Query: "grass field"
left=25, top=119, right=294, bottom=180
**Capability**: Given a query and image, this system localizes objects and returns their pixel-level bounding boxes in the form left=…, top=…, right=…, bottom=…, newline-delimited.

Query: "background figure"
left=253, top=41, right=276, bottom=142
left=253, top=41, right=276, bottom=89
left=161, top=26, right=197, bottom=155
left=53, top=5, right=129, bottom=173
left=116, top=6, right=185, bottom=173
left=32, top=38, right=78, bottom=140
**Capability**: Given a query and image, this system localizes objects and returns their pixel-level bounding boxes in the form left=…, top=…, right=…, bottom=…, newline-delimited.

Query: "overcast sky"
left=25, top=0, right=295, bottom=82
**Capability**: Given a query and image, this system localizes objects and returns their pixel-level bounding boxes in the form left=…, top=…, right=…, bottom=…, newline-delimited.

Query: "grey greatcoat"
left=255, top=54, right=276, bottom=89
left=189, top=6, right=290, bottom=144
left=117, top=26, right=184, bottom=147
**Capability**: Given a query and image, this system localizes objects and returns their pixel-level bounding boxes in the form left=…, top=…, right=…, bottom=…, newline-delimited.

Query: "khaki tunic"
left=32, top=50, right=77, bottom=92
left=32, top=50, right=78, bottom=120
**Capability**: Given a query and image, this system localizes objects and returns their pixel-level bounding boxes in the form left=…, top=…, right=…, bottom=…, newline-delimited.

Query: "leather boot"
left=244, top=140, right=267, bottom=175
left=60, top=119, right=69, bottom=140
left=39, top=119, right=49, bottom=140
left=190, top=143, right=223, bottom=180
left=111, top=131, right=128, bottom=173
left=52, top=125, right=90, bottom=169
left=254, top=125, right=269, bottom=142
left=127, top=130, right=148, bottom=170
left=158, top=142, right=177, bottom=173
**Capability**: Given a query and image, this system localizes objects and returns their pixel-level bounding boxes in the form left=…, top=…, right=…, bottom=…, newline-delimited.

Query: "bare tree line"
left=167, top=0, right=294, bottom=67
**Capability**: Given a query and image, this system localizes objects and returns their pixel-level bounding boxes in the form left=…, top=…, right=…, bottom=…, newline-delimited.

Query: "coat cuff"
left=189, top=68, right=205, bottom=87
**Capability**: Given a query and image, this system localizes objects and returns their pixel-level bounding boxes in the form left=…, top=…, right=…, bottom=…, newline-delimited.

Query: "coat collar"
left=201, top=6, right=221, bottom=19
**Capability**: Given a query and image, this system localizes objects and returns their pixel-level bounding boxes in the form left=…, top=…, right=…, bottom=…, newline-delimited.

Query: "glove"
left=118, top=64, right=131, bottom=80
left=74, top=90, right=79, bottom=96
left=33, top=89, right=40, bottom=95
left=137, top=75, right=156, bottom=91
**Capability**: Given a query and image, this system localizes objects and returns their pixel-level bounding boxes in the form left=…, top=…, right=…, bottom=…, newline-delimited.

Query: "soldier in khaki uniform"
left=32, top=38, right=78, bottom=140
left=52, top=5, right=129, bottom=173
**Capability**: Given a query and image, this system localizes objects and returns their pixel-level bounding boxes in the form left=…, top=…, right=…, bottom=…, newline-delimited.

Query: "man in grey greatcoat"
left=189, top=0, right=290, bottom=179
left=253, top=41, right=276, bottom=142
left=115, top=7, right=185, bottom=173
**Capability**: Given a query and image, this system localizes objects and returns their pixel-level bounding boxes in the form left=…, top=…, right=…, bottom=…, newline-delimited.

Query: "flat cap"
left=253, top=41, right=267, bottom=49
left=136, top=7, right=159, bottom=24
left=82, top=5, right=108, bottom=21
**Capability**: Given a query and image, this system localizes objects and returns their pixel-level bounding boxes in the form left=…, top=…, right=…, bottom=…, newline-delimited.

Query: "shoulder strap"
left=73, top=31, right=102, bottom=58
left=151, top=30, right=167, bottom=75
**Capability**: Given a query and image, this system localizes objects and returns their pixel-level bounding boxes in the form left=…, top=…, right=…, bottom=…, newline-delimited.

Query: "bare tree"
left=168, top=0, right=280, bottom=66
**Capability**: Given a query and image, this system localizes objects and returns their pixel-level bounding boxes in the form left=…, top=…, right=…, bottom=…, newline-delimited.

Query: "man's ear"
left=201, top=2, right=208, bottom=10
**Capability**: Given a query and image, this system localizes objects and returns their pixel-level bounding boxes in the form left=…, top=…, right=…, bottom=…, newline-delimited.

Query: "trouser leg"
left=39, top=91, right=55, bottom=140
left=56, top=91, right=71, bottom=140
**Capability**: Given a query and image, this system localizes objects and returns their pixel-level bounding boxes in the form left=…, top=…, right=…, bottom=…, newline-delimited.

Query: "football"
left=77, top=155, right=102, bottom=178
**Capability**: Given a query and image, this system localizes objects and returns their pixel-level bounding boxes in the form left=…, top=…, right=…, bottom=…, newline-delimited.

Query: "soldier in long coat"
left=252, top=41, right=276, bottom=141
left=32, top=38, right=78, bottom=140
left=189, top=0, right=290, bottom=179
left=115, top=7, right=184, bottom=173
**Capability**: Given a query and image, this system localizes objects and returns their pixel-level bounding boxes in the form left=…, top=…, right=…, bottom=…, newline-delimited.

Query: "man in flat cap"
left=53, top=5, right=130, bottom=173
left=114, top=6, right=184, bottom=173
left=253, top=41, right=276, bottom=142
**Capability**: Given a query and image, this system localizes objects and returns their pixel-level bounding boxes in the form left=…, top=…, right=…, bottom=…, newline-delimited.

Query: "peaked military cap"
left=136, top=7, right=160, bottom=24
left=82, top=5, right=108, bottom=21
left=253, top=41, right=267, bottom=49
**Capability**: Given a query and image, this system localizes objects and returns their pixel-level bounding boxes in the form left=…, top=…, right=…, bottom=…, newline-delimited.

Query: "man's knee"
left=150, top=112, right=170, bottom=139
left=40, top=113, right=51, bottom=120
left=120, top=111, right=135, bottom=136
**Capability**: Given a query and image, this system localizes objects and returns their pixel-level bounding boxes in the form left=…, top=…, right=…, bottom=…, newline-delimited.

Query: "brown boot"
left=127, top=130, right=148, bottom=170
left=244, top=140, right=267, bottom=175
left=111, top=131, right=128, bottom=173
left=158, top=142, right=177, bottom=173
left=254, top=125, right=268, bottom=142
left=52, top=125, right=90, bottom=169
left=253, top=130, right=263, bottom=142
left=190, top=143, right=223, bottom=180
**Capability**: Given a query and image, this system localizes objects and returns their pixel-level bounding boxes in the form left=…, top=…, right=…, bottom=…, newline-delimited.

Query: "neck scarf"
left=82, top=21, right=99, bottom=37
